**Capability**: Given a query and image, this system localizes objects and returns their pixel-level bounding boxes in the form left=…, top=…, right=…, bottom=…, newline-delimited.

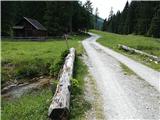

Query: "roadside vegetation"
left=70, top=57, right=91, bottom=119
left=1, top=34, right=93, bottom=119
left=120, top=63, right=135, bottom=76
left=90, top=30, right=160, bottom=71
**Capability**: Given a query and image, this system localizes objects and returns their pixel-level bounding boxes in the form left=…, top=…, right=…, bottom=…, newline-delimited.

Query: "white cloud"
left=80, top=0, right=131, bottom=19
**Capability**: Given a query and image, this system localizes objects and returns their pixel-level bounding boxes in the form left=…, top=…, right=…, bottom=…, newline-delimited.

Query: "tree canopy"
left=103, top=1, right=160, bottom=38
left=1, top=1, right=94, bottom=36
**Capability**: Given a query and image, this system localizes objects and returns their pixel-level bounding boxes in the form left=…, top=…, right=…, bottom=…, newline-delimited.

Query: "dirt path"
left=82, top=33, right=160, bottom=119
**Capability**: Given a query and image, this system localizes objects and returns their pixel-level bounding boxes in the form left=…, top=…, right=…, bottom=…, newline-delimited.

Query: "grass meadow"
left=90, top=30, right=160, bottom=71
left=1, top=35, right=87, bottom=87
left=1, top=34, right=90, bottom=119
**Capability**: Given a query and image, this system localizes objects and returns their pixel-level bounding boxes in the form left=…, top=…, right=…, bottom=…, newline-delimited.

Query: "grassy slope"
left=2, top=35, right=90, bottom=120
left=1, top=35, right=87, bottom=86
left=90, top=30, right=160, bottom=71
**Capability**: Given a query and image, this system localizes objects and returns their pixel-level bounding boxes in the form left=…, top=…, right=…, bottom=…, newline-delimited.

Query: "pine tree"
left=135, top=2, right=154, bottom=35
left=44, top=2, right=76, bottom=35
left=148, top=8, right=160, bottom=37
left=102, top=19, right=107, bottom=31
left=107, top=7, right=114, bottom=32
left=114, top=11, right=121, bottom=33
left=120, top=1, right=129, bottom=34
left=44, top=2, right=59, bottom=35
left=83, top=0, right=93, bottom=31
left=103, top=1, right=160, bottom=38
left=1, top=1, right=15, bottom=35
left=108, top=7, right=114, bottom=20
left=95, top=7, right=99, bottom=29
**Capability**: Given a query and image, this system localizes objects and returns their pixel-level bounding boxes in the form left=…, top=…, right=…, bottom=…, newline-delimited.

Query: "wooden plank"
left=48, top=48, right=75, bottom=120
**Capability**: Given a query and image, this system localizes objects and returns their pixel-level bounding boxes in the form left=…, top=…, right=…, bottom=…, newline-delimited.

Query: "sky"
left=80, top=0, right=131, bottom=19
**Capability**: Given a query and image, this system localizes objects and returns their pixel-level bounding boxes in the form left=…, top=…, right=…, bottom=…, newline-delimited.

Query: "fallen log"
left=118, top=44, right=160, bottom=63
left=48, top=48, right=75, bottom=120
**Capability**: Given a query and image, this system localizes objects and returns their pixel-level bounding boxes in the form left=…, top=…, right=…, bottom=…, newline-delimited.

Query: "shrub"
left=50, top=50, right=69, bottom=77
left=15, top=65, right=39, bottom=79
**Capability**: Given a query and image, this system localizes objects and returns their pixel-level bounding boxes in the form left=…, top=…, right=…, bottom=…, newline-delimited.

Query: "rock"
left=146, top=106, right=150, bottom=109
left=39, top=76, right=43, bottom=79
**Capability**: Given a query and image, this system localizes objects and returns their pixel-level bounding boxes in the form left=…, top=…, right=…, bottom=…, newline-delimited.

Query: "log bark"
left=118, top=44, right=160, bottom=63
left=48, top=48, right=75, bottom=120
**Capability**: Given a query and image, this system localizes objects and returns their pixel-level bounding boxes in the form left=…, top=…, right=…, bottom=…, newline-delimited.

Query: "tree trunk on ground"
left=48, top=48, right=75, bottom=120
left=118, top=44, right=160, bottom=63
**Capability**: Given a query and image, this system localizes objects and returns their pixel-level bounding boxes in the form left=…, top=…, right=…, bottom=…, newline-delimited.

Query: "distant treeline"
left=2, top=1, right=95, bottom=36
left=103, top=1, right=160, bottom=38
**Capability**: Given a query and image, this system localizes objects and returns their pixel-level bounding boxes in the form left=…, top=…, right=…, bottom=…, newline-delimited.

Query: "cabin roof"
left=13, top=17, right=47, bottom=31
left=24, top=17, right=47, bottom=31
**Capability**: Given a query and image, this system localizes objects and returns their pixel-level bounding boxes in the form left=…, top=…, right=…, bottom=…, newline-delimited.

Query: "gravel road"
left=82, top=33, right=160, bottom=120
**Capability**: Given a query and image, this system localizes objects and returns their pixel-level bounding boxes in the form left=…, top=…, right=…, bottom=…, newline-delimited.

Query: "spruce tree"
left=95, top=7, right=99, bottom=29
left=148, top=8, right=160, bottom=38
left=83, top=0, right=93, bottom=31
left=102, top=19, right=107, bottom=31
left=114, top=11, right=121, bottom=33
left=103, top=1, right=160, bottom=38
left=1, top=1, right=15, bottom=35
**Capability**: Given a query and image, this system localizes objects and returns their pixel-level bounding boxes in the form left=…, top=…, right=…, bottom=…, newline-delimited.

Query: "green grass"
left=1, top=87, right=52, bottom=120
left=70, top=57, right=91, bottom=120
left=1, top=35, right=88, bottom=87
left=1, top=34, right=90, bottom=120
left=90, top=30, right=160, bottom=71
left=1, top=57, right=90, bottom=120
left=120, top=63, right=135, bottom=76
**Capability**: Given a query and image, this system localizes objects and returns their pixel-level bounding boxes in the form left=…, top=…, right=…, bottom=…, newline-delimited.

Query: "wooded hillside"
left=1, top=1, right=94, bottom=36
left=103, top=1, right=160, bottom=38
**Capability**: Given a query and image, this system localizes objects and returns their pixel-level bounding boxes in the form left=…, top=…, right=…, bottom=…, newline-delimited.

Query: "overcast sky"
left=80, top=0, right=132, bottom=19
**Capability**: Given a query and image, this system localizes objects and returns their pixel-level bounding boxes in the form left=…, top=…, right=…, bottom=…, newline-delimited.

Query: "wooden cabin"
left=13, top=17, right=47, bottom=39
